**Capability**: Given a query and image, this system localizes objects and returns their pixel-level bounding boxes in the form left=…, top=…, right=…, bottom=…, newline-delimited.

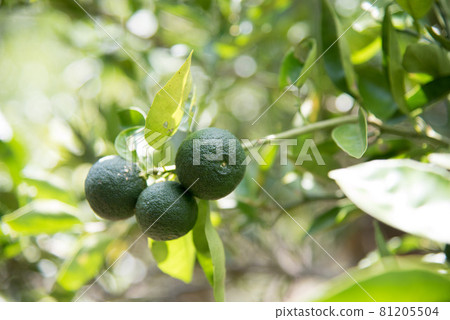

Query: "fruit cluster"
left=84, top=128, right=246, bottom=241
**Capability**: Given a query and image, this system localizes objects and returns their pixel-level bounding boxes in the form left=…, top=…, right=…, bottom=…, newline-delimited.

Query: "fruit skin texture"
left=85, top=155, right=147, bottom=220
left=175, top=127, right=246, bottom=200
left=135, top=181, right=198, bottom=241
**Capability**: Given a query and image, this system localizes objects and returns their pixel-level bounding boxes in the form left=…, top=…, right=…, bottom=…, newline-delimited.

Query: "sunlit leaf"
left=329, top=159, right=450, bottom=243
left=145, top=51, right=193, bottom=149
left=406, top=76, right=450, bottom=111
left=403, top=43, right=450, bottom=78
left=193, top=200, right=226, bottom=301
left=332, top=109, right=367, bottom=158
left=317, top=256, right=450, bottom=302
left=321, top=0, right=358, bottom=97
left=382, top=5, right=408, bottom=114
left=348, top=25, right=382, bottom=65
left=279, top=37, right=317, bottom=88
left=428, top=153, right=450, bottom=170
left=57, top=234, right=112, bottom=292
left=148, top=232, right=196, bottom=283
left=23, top=177, right=76, bottom=205
left=114, top=126, right=143, bottom=161
left=118, top=107, right=146, bottom=128
left=396, top=0, right=434, bottom=19
left=2, top=200, right=81, bottom=236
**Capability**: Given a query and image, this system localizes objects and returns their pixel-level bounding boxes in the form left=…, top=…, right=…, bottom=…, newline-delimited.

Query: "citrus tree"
left=0, top=0, right=449, bottom=302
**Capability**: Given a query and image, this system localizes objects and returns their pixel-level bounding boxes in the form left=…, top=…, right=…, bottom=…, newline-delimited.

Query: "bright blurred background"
left=0, top=0, right=449, bottom=301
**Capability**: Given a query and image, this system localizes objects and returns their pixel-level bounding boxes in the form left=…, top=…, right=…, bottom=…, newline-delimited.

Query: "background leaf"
left=279, top=38, right=317, bottom=88
left=396, top=0, right=434, bottom=19
left=403, top=43, right=450, bottom=78
left=318, top=256, right=450, bottom=302
left=118, top=107, right=146, bottom=128
left=330, top=159, right=450, bottom=243
left=382, top=5, right=408, bottom=114
left=145, top=52, right=192, bottom=149
left=357, top=65, right=397, bottom=120
left=2, top=200, right=81, bottom=236
left=114, top=126, right=143, bottom=160
left=332, top=109, right=367, bottom=158
left=193, top=200, right=226, bottom=301
left=148, top=232, right=196, bottom=284
left=57, top=234, right=112, bottom=292
left=406, top=76, right=450, bottom=110
left=321, top=0, right=358, bottom=97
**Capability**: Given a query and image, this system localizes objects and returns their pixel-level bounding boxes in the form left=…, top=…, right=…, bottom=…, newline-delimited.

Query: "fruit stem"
left=245, top=115, right=358, bottom=148
left=245, top=115, right=450, bottom=149
left=147, top=165, right=176, bottom=175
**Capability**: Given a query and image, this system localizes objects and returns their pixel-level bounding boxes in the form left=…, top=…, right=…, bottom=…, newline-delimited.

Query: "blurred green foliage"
left=0, top=0, right=449, bottom=302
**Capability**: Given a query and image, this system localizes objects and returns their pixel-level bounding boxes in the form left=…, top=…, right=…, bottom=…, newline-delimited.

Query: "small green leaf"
left=148, top=232, right=196, bottom=284
left=321, top=0, right=359, bottom=97
left=2, top=200, right=81, bottom=236
left=403, top=43, right=450, bottom=78
left=193, top=200, right=226, bottom=301
left=57, top=234, right=112, bottom=292
left=374, top=221, right=391, bottom=257
left=318, top=256, right=450, bottom=302
left=329, top=159, right=450, bottom=244
left=114, top=126, right=143, bottom=161
left=406, top=76, right=450, bottom=111
left=382, top=5, right=408, bottom=114
left=308, top=204, right=357, bottom=235
left=396, top=0, right=434, bottom=19
left=279, top=38, right=317, bottom=88
left=332, top=109, right=368, bottom=158
left=145, top=51, right=193, bottom=149
left=118, top=107, right=146, bottom=128
left=357, top=65, right=397, bottom=120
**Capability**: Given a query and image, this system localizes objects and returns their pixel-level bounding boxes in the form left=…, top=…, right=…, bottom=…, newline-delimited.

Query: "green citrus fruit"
left=135, top=181, right=198, bottom=241
left=175, top=127, right=246, bottom=200
left=85, top=155, right=146, bottom=220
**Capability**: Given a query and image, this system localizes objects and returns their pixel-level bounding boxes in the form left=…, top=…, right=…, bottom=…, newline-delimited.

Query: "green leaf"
left=357, top=65, right=397, bottom=120
left=193, top=200, right=226, bottom=301
left=2, top=200, right=81, bottom=236
left=57, top=234, right=112, bottom=292
left=374, top=221, right=391, bottom=257
left=348, top=26, right=382, bottom=65
left=148, top=232, right=196, bottom=284
left=396, top=0, right=434, bottom=19
left=426, top=26, right=450, bottom=51
left=382, top=5, right=408, bottom=114
left=118, top=107, right=146, bottom=128
left=332, top=109, right=368, bottom=158
left=114, top=126, right=143, bottom=161
left=403, top=43, right=450, bottom=77
left=321, top=0, right=358, bottom=97
left=307, top=204, right=357, bottom=235
left=406, top=76, right=450, bottom=111
left=145, top=51, right=193, bottom=149
left=279, top=38, right=317, bottom=88
left=317, top=256, right=450, bottom=302
left=329, top=159, right=450, bottom=244
left=22, top=177, right=77, bottom=205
